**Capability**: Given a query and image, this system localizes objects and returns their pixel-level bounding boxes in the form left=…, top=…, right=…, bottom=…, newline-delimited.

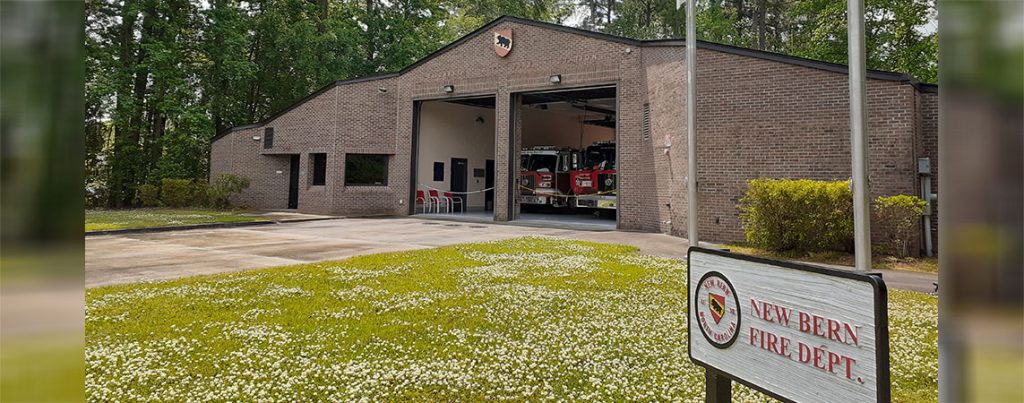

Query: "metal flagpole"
left=679, top=0, right=699, bottom=248
left=848, top=0, right=871, bottom=271
left=681, top=1, right=730, bottom=399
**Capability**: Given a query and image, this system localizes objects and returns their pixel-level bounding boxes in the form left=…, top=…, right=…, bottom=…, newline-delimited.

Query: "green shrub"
left=207, top=174, right=251, bottom=209
left=136, top=184, right=161, bottom=207
left=190, top=181, right=210, bottom=207
left=160, top=179, right=193, bottom=207
left=739, top=179, right=854, bottom=253
left=874, top=195, right=926, bottom=257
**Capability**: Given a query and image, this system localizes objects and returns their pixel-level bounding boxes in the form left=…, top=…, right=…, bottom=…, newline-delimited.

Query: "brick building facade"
left=211, top=16, right=938, bottom=249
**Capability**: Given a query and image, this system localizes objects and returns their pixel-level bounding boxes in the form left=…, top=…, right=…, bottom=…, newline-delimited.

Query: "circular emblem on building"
left=695, top=271, right=741, bottom=348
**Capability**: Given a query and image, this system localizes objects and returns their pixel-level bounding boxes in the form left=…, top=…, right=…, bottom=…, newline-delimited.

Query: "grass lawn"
left=85, top=208, right=267, bottom=231
left=723, top=243, right=939, bottom=274
left=86, top=238, right=937, bottom=401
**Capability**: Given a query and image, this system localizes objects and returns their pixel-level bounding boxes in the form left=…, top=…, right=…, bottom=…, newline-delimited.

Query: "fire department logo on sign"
left=493, top=29, right=512, bottom=57
left=696, top=271, right=741, bottom=348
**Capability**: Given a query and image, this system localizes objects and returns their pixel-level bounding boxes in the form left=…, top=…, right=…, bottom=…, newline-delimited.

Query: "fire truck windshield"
left=521, top=154, right=558, bottom=172
left=584, top=147, right=616, bottom=170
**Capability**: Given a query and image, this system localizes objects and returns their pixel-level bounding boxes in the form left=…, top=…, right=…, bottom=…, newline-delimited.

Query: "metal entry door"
left=288, top=155, right=299, bottom=209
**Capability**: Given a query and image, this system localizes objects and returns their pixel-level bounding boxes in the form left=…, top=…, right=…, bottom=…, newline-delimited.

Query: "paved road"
left=85, top=217, right=937, bottom=292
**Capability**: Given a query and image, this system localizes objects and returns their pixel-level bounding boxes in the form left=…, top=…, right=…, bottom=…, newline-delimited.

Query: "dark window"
left=311, top=153, right=326, bottom=186
left=345, top=154, right=388, bottom=186
left=433, top=162, right=444, bottom=181
left=263, top=128, right=274, bottom=149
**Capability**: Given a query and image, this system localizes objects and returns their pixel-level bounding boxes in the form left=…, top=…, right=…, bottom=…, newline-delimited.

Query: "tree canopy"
left=85, top=0, right=937, bottom=207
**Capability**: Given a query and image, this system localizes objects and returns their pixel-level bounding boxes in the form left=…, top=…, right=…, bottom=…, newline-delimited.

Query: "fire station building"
left=210, top=15, right=938, bottom=246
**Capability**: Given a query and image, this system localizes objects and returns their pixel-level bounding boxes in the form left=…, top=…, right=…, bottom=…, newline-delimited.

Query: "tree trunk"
left=365, top=0, right=375, bottom=67
left=122, top=4, right=153, bottom=196
left=146, top=102, right=166, bottom=176
left=606, top=0, right=614, bottom=26
left=109, top=0, right=138, bottom=207
left=317, top=0, right=328, bottom=33
left=588, top=1, right=597, bottom=29
left=109, top=0, right=153, bottom=207
left=755, top=0, right=767, bottom=49
left=733, top=0, right=745, bottom=40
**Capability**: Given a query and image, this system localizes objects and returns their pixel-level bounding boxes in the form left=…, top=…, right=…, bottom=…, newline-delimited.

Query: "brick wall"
left=210, top=17, right=937, bottom=252
left=210, top=126, right=291, bottom=209
left=643, top=46, right=688, bottom=236
left=211, top=77, right=404, bottom=216
left=262, top=86, right=338, bottom=214
left=332, top=77, right=404, bottom=216
left=392, top=20, right=650, bottom=229
left=686, top=47, right=921, bottom=250
left=919, top=90, right=939, bottom=252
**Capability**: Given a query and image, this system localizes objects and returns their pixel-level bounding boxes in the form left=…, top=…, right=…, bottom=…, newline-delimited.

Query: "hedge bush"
left=207, top=174, right=251, bottom=209
left=874, top=195, right=926, bottom=257
left=190, top=181, right=210, bottom=207
left=136, top=184, right=161, bottom=207
left=131, top=177, right=250, bottom=209
left=739, top=179, right=854, bottom=253
left=160, top=179, right=194, bottom=208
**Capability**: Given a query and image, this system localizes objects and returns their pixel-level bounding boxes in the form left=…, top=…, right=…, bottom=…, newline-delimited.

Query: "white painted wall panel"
left=521, top=107, right=613, bottom=148
left=417, top=101, right=496, bottom=209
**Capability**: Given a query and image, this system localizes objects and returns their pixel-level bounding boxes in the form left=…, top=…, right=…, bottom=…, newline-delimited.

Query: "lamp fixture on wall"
left=549, top=74, right=562, bottom=84
left=443, top=85, right=455, bottom=93
left=252, top=135, right=261, bottom=141
left=378, top=87, right=387, bottom=93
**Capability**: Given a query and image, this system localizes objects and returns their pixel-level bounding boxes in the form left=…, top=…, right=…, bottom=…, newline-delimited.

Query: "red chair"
left=444, top=192, right=463, bottom=213
left=427, top=189, right=447, bottom=213
left=415, top=190, right=427, bottom=213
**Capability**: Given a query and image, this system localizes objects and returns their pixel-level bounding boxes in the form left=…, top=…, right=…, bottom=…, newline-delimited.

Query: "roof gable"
left=217, top=15, right=934, bottom=138
left=397, top=15, right=636, bottom=78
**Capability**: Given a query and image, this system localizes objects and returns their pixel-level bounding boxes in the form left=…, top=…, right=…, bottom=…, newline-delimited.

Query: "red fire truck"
left=569, top=141, right=617, bottom=211
left=519, top=146, right=574, bottom=208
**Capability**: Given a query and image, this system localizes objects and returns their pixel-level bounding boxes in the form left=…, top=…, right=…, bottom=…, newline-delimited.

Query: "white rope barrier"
left=417, top=183, right=495, bottom=195
left=417, top=183, right=617, bottom=197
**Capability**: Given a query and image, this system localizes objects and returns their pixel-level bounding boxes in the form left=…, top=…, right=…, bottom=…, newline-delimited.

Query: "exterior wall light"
left=378, top=87, right=387, bottom=93
left=443, top=85, right=455, bottom=93
left=252, top=135, right=261, bottom=141
left=549, top=74, right=562, bottom=84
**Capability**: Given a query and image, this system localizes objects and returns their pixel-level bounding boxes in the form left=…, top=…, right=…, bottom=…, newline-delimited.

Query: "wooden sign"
left=688, top=247, right=890, bottom=403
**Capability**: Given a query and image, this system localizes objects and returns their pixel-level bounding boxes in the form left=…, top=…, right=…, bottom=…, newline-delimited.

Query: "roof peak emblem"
left=493, top=29, right=512, bottom=57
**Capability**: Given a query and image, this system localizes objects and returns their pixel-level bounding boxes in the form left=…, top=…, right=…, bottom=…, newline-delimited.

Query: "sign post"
left=705, top=368, right=732, bottom=402
left=687, top=247, right=890, bottom=402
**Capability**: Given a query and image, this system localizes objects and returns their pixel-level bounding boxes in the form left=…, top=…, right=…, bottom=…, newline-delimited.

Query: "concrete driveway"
left=86, top=216, right=936, bottom=292
left=85, top=217, right=689, bottom=288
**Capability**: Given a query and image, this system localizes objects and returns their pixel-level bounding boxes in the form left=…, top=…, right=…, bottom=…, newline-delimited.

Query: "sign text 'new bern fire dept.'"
left=687, top=247, right=890, bottom=403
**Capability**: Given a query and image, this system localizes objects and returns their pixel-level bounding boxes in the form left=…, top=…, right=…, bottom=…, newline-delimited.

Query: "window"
left=345, top=154, right=388, bottom=186
left=521, top=154, right=557, bottom=172
left=263, top=127, right=274, bottom=148
left=433, top=162, right=444, bottom=181
left=311, top=153, right=326, bottom=186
